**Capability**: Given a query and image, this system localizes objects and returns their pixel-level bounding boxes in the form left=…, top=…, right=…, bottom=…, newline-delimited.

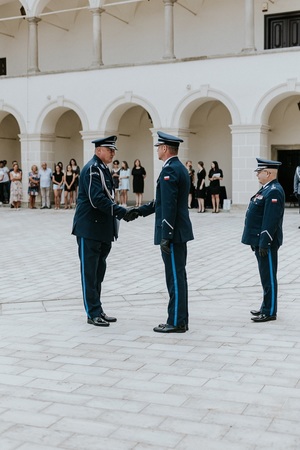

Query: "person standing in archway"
left=208, top=160, right=223, bottom=213
left=132, top=159, right=146, bottom=207
left=293, top=164, right=300, bottom=224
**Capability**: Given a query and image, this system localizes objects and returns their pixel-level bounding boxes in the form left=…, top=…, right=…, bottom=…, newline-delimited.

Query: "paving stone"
left=1, top=207, right=300, bottom=449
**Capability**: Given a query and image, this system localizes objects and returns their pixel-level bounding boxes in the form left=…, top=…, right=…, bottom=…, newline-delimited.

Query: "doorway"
left=277, top=149, right=300, bottom=202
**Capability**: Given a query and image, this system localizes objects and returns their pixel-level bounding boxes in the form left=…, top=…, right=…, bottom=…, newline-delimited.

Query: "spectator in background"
left=208, top=160, right=223, bottom=213
left=28, top=164, right=40, bottom=209
left=186, top=160, right=195, bottom=209
left=0, top=160, right=10, bottom=204
left=293, top=164, right=300, bottom=215
left=39, top=162, right=52, bottom=209
left=111, top=159, right=121, bottom=204
left=64, top=164, right=76, bottom=209
left=9, top=161, right=22, bottom=208
left=195, top=161, right=206, bottom=213
left=132, top=159, right=146, bottom=207
left=119, top=160, right=130, bottom=206
left=9, top=162, right=22, bottom=209
left=52, top=164, right=64, bottom=210
left=57, top=161, right=65, bottom=205
left=70, top=158, right=80, bottom=205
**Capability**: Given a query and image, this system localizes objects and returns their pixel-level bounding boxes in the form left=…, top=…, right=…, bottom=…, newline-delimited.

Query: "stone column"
left=19, top=133, right=56, bottom=204
left=242, top=0, right=256, bottom=52
left=90, top=8, right=104, bottom=68
left=230, top=125, right=269, bottom=204
left=163, top=0, right=177, bottom=60
left=27, top=17, right=41, bottom=74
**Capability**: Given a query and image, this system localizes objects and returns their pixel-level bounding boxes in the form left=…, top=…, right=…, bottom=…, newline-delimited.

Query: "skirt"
left=10, top=180, right=23, bottom=202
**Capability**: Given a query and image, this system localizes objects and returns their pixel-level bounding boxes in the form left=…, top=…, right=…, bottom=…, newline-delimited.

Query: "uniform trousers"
left=255, top=245, right=278, bottom=316
left=161, top=242, right=189, bottom=327
left=77, top=237, right=111, bottom=319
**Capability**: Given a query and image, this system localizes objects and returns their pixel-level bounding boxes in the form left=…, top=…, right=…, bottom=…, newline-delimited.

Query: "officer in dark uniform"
left=125, top=131, right=194, bottom=333
left=242, top=158, right=285, bottom=322
left=72, top=136, right=132, bottom=327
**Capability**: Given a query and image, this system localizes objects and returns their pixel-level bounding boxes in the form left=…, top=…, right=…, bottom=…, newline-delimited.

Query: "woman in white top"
left=119, top=160, right=130, bottom=206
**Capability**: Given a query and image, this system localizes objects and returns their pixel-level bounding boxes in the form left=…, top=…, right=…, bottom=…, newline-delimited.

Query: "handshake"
left=123, top=207, right=141, bottom=222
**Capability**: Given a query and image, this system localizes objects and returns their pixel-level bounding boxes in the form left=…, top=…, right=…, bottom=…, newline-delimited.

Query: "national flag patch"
left=164, top=176, right=170, bottom=180
left=271, top=198, right=278, bottom=203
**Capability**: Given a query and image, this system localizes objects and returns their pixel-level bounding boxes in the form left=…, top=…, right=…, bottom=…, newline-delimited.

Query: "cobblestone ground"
left=0, top=204, right=300, bottom=450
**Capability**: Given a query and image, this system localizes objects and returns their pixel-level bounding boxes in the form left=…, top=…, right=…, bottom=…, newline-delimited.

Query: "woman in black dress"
left=208, top=160, right=223, bottom=213
left=132, top=159, right=146, bottom=206
left=195, top=161, right=206, bottom=213
left=185, top=160, right=195, bottom=208
left=64, top=164, right=76, bottom=209
left=69, top=158, right=80, bottom=205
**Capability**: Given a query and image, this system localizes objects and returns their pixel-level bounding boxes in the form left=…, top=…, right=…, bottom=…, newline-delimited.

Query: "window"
left=265, top=11, right=300, bottom=49
left=0, top=58, right=6, bottom=76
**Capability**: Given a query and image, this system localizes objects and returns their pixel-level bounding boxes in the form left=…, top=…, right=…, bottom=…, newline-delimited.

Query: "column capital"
left=89, top=7, right=105, bottom=15
left=27, top=16, right=41, bottom=24
left=18, top=133, right=56, bottom=143
left=230, top=124, right=270, bottom=135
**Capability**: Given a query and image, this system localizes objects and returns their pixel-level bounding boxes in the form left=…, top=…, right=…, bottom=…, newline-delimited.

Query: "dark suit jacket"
left=241, top=180, right=285, bottom=248
left=72, top=154, right=125, bottom=242
left=139, top=156, right=194, bottom=245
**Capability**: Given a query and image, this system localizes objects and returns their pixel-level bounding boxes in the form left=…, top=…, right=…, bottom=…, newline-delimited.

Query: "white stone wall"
left=0, top=1, right=300, bottom=204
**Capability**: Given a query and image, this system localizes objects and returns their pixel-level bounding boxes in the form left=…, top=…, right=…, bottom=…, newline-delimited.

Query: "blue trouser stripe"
left=80, top=237, right=89, bottom=317
left=268, top=249, right=275, bottom=316
left=170, top=243, right=179, bottom=326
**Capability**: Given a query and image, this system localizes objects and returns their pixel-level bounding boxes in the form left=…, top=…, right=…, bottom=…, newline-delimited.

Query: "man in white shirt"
left=38, top=162, right=52, bottom=209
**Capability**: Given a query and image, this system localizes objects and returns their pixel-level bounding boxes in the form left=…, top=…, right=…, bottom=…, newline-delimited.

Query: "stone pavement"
left=0, top=204, right=300, bottom=450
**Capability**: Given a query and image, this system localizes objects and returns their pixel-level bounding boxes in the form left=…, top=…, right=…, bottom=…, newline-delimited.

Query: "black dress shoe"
left=153, top=323, right=186, bottom=333
left=251, top=314, right=276, bottom=323
left=100, top=312, right=117, bottom=323
left=250, top=310, right=261, bottom=316
left=87, top=316, right=109, bottom=327
left=158, top=323, right=188, bottom=331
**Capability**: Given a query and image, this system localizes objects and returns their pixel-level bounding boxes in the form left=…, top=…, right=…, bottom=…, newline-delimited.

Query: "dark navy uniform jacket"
left=242, top=180, right=285, bottom=248
left=72, top=154, right=125, bottom=242
left=139, top=156, right=194, bottom=244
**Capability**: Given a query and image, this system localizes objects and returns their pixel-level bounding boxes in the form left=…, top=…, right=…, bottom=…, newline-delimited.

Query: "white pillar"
left=242, top=0, right=256, bottom=52
left=27, top=17, right=41, bottom=74
left=90, top=8, right=104, bottom=68
left=163, top=0, right=177, bottom=60
left=230, top=125, right=269, bottom=204
left=19, top=133, right=55, bottom=204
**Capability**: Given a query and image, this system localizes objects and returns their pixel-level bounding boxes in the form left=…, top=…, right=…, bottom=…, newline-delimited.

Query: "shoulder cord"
left=88, top=165, right=115, bottom=216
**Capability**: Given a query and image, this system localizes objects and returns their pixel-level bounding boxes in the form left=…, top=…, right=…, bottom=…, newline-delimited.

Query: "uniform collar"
left=93, top=154, right=108, bottom=169
left=163, top=156, right=178, bottom=167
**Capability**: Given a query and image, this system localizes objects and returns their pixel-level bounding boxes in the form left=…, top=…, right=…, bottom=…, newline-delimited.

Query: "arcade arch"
left=111, top=105, right=154, bottom=203
left=100, top=96, right=160, bottom=203
left=173, top=92, right=234, bottom=201
left=0, top=113, right=21, bottom=167
left=38, top=104, right=84, bottom=173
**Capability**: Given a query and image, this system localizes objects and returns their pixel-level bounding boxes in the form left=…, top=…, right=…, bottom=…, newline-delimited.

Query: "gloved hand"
left=259, top=247, right=269, bottom=257
left=123, top=207, right=140, bottom=222
left=160, top=239, right=171, bottom=255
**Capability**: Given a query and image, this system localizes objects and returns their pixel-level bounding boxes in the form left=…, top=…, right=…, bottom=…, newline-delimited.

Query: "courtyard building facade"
left=0, top=0, right=299, bottom=204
